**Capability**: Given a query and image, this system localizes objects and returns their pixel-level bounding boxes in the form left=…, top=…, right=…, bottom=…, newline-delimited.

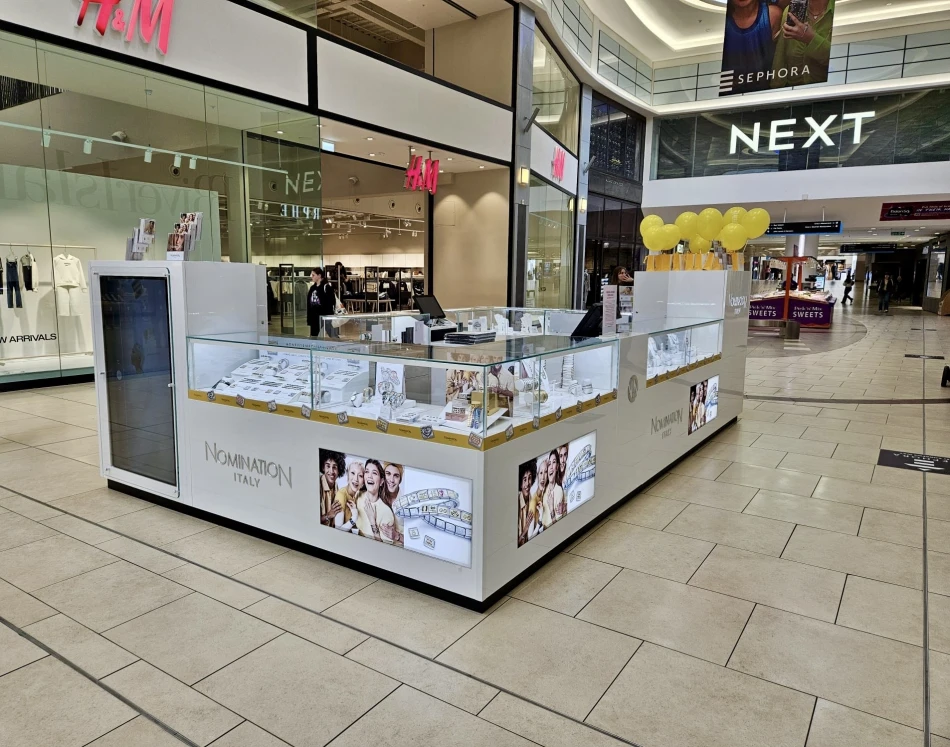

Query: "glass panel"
left=533, top=30, right=580, bottom=153
left=528, top=176, right=574, bottom=309
left=100, top=275, right=177, bottom=486
left=927, top=251, right=945, bottom=298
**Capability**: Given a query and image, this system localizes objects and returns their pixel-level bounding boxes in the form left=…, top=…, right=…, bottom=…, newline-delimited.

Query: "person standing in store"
left=842, top=273, right=854, bottom=305
left=307, top=267, right=335, bottom=337
left=877, top=273, right=895, bottom=313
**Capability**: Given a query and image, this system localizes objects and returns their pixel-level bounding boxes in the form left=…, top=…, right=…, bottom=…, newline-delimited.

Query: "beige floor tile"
left=783, top=525, right=923, bottom=589
left=49, top=488, right=151, bottom=523
left=196, top=633, right=397, bottom=747
left=830, top=444, right=882, bottom=464
left=587, top=642, right=814, bottom=747
left=860, top=508, right=950, bottom=552
left=933, top=651, right=950, bottom=739
left=610, top=494, right=688, bottom=530
left=0, top=422, right=97, bottom=447
left=331, top=686, right=534, bottom=747
left=571, top=519, right=714, bottom=582
left=711, top=428, right=762, bottom=446
left=209, top=722, right=289, bottom=746
left=510, top=552, right=620, bottom=616
left=233, top=550, right=376, bottom=612
left=647, top=473, right=758, bottom=511
left=437, top=599, right=639, bottom=721
left=325, top=581, right=487, bottom=658
left=105, top=593, right=281, bottom=684
left=777, top=413, right=850, bottom=430
left=670, top=454, right=732, bottom=480
left=0, top=535, right=116, bottom=591
left=161, top=526, right=287, bottom=576
left=0, top=577, right=57, bottom=626
left=744, top=490, right=863, bottom=534
left=803, top=427, right=884, bottom=448
left=690, top=544, right=845, bottom=622
left=819, top=408, right=888, bottom=424
left=0, top=657, right=135, bottom=747
left=0, top=492, right=63, bottom=520
left=739, top=409, right=782, bottom=423
left=35, top=560, right=191, bottom=632
left=931, top=550, right=950, bottom=596
left=39, top=435, right=100, bottom=460
left=104, top=660, right=243, bottom=746
left=87, top=717, right=184, bottom=746
left=578, top=568, right=752, bottom=664
left=0, top=448, right=106, bottom=501
left=0, top=620, right=47, bottom=675
left=699, top=441, right=786, bottom=468
left=756, top=402, right=823, bottom=417
left=102, top=506, right=215, bottom=546
left=24, top=612, right=140, bottom=680
left=737, top=420, right=808, bottom=438
left=806, top=699, right=924, bottom=747
left=480, top=691, right=627, bottom=747
left=97, top=536, right=189, bottom=574
left=243, top=596, right=367, bottom=655
left=813, top=476, right=924, bottom=516
left=748, top=434, right=837, bottom=457
left=0, top=511, right=59, bottom=551
left=41, top=514, right=118, bottom=545
left=729, top=606, right=923, bottom=729
left=777, top=453, right=875, bottom=483
left=347, top=638, right=497, bottom=714
left=717, top=462, right=821, bottom=497
left=162, top=563, right=267, bottom=610
left=665, top=503, right=795, bottom=556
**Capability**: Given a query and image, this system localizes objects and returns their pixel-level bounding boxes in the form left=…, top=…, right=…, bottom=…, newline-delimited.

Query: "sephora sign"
left=729, top=112, right=875, bottom=155
left=76, top=0, right=175, bottom=55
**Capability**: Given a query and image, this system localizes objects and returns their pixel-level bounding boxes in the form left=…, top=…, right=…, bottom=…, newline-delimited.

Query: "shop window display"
left=528, top=176, right=575, bottom=309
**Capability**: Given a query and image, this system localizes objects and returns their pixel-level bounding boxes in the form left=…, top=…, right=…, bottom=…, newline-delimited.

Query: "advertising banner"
left=721, top=0, right=837, bottom=96
left=750, top=297, right=834, bottom=326
left=881, top=202, right=950, bottom=222
left=517, top=432, right=597, bottom=547
left=319, top=450, right=473, bottom=567
left=688, top=376, right=720, bottom=435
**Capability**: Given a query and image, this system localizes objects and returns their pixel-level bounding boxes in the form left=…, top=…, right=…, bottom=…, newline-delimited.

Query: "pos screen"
left=413, top=294, right=447, bottom=320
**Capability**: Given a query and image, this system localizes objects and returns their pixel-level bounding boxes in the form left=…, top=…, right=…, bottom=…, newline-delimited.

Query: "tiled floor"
left=0, top=300, right=946, bottom=747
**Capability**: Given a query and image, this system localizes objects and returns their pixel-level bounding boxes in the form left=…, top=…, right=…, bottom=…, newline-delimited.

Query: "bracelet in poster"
left=564, top=444, right=596, bottom=490
left=392, top=489, right=473, bottom=540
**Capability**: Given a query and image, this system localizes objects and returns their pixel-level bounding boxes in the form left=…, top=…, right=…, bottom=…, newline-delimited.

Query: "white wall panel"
left=530, top=124, right=579, bottom=193
left=317, top=37, right=512, bottom=162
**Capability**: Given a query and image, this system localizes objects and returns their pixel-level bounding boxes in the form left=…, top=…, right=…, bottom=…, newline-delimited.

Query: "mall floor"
left=0, top=284, right=947, bottom=747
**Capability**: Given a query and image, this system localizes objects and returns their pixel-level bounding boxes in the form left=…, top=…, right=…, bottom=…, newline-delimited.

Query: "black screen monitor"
left=571, top=304, right=603, bottom=338
left=413, top=294, right=446, bottom=320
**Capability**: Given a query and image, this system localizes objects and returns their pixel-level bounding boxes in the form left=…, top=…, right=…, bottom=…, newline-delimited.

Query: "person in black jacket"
left=877, top=273, right=895, bottom=313
left=307, top=267, right=335, bottom=337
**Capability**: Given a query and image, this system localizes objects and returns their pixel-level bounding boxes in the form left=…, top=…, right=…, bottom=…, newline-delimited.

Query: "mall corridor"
left=0, top=302, right=943, bottom=747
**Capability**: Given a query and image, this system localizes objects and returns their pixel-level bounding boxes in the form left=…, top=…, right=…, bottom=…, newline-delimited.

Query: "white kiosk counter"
left=90, top=261, right=750, bottom=609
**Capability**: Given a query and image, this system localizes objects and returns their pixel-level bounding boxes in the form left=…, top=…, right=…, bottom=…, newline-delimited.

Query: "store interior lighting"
left=189, top=157, right=198, bottom=170
left=518, top=166, right=530, bottom=186
left=144, top=149, right=153, bottom=163
left=173, top=154, right=182, bottom=168
left=83, top=138, right=92, bottom=155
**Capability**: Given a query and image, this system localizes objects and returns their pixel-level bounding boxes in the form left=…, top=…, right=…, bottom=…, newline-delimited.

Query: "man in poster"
left=721, top=0, right=836, bottom=96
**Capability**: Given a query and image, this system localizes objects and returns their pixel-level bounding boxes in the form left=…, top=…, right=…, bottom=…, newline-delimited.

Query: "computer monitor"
left=571, top=303, right=603, bottom=338
left=413, top=294, right=446, bottom=320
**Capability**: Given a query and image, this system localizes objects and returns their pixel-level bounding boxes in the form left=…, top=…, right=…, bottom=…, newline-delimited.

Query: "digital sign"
left=767, top=221, right=843, bottom=236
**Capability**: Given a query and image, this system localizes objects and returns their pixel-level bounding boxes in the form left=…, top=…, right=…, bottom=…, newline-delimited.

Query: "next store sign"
left=729, top=112, right=875, bottom=155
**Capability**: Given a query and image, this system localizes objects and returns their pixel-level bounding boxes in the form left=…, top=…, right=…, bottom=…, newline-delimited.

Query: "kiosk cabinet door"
left=97, top=273, right=178, bottom=492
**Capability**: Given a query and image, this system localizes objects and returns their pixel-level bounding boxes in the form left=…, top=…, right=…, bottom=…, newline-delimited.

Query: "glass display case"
left=187, top=333, right=619, bottom=449
left=447, top=307, right=545, bottom=337
left=646, top=320, right=723, bottom=386
left=323, top=311, right=429, bottom=342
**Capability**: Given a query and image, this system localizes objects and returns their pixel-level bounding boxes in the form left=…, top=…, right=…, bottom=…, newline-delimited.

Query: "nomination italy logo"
left=651, top=408, right=683, bottom=436
left=204, top=442, right=292, bottom=489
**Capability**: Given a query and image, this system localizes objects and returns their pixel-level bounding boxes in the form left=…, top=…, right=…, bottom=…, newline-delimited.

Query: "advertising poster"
left=688, top=376, right=720, bottom=435
left=319, top=450, right=473, bottom=567
left=721, top=0, right=837, bottom=96
left=517, top=432, right=597, bottom=547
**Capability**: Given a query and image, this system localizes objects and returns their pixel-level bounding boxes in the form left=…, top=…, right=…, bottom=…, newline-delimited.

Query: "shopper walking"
left=878, top=273, right=895, bottom=313
left=842, top=273, right=854, bottom=305
left=307, top=267, right=335, bottom=337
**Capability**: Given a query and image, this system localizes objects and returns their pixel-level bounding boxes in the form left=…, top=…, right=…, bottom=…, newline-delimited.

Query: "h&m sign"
left=729, top=112, right=875, bottom=155
left=405, top=155, right=439, bottom=195
left=76, top=0, right=175, bottom=56
left=552, top=147, right=566, bottom=181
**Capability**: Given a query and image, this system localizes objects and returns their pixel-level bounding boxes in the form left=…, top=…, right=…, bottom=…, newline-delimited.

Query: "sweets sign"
left=76, top=0, right=176, bottom=56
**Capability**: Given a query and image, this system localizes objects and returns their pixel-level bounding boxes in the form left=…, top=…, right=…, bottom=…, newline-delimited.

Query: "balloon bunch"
left=640, top=207, right=771, bottom=256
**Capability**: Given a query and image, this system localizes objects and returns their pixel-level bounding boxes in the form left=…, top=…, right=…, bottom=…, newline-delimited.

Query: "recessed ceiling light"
left=369, top=153, right=376, bottom=157
left=447, top=158, right=453, bottom=161
left=276, top=129, right=284, bottom=135
left=439, top=169, right=444, bottom=173
left=411, top=147, right=416, bottom=152
left=366, top=137, right=373, bottom=141
left=479, top=165, right=485, bottom=169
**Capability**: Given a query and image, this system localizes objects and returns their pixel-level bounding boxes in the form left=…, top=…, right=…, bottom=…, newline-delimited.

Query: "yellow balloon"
left=640, top=214, right=664, bottom=236
left=675, top=212, right=699, bottom=241
left=697, top=208, right=724, bottom=241
left=643, top=226, right=663, bottom=252
left=661, top=224, right=682, bottom=251
left=724, top=206, right=747, bottom=225
left=690, top=236, right=712, bottom=254
left=719, top=222, right=749, bottom=252
left=742, top=208, right=771, bottom=239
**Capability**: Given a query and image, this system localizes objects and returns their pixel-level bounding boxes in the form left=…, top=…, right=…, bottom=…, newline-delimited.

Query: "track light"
left=83, top=138, right=92, bottom=155
left=174, top=154, right=182, bottom=168
left=189, top=157, right=197, bottom=170
left=144, top=149, right=153, bottom=163
left=43, top=132, right=51, bottom=148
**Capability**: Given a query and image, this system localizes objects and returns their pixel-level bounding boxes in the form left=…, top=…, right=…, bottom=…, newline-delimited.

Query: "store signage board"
left=552, top=147, right=566, bottom=181
left=405, top=156, right=439, bottom=195
left=881, top=202, right=950, bottom=221
left=729, top=113, right=874, bottom=154
left=878, top=449, right=950, bottom=474
left=839, top=244, right=899, bottom=254
left=767, top=221, right=842, bottom=236
left=76, top=0, right=175, bottom=55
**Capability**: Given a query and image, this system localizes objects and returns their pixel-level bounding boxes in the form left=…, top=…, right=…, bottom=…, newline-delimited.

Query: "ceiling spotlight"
left=173, top=154, right=182, bottom=168
left=144, top=149, right=153, bottom=163
left=411, top=147, right=416, bottom=152
left=369, top=153, right=376, bottom=157
left=83, top=138, right=92, bottom=155
left=479, top=165, right=485, bottom=169
left=366, top=137, right=374, bottom=141
left=189, top=157, right=197, bottom=169
left=439, top=169, right=444, bottom=173
left=276, top=129, right=284, bottom=135
left=42, top=132, right=51, bottom=148
left=447, top=157, right=453, bottom=161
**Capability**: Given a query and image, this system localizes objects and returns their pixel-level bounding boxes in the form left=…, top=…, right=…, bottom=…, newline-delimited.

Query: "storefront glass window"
left=527, top=176, right=574, bottom=308
left=589, top=95, right=645, bottom=182
left=927, top=251, right=946, bottom=299
left=0, top=30, right=312, bottom=384
left=533, top=30, right=580, bottom=153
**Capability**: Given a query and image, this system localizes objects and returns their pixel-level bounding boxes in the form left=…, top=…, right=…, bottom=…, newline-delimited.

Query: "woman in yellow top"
left=330, top=460, right=364, bottom=532
left=355, top=459, right=400, bottom=545
left=384, top=462, right=405, bottom=546
left=542, top=449, right=567, bottom=526
left=771, top=0, right=835, bottom=88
